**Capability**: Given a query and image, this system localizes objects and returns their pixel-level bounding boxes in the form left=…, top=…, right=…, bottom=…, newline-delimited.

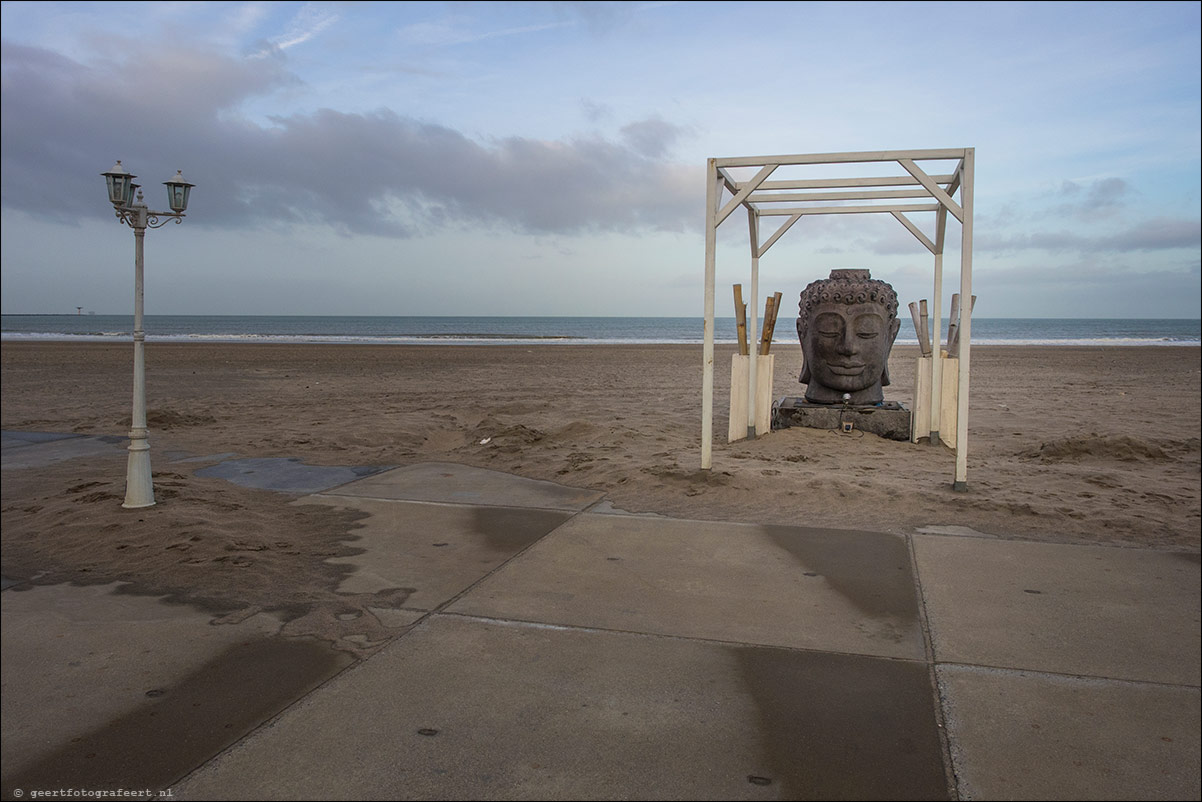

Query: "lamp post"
left=101, top=161, right=194, bottom=508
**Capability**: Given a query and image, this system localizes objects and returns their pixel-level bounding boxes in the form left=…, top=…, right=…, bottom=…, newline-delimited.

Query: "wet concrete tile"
left=194, top=457, right=392, bottom=494
left=1, top=583, right=352, bottom=796
left=1, top=431, right=84, bottom=448
left=448, top=514, right=926, bottom=658
left=321, top=461, right=605, bottom=511
left=305, top=496, right=573, bottom=610
left=175, top=615, right=949, bottom=800
left=0, top=433, right=125, bottom=469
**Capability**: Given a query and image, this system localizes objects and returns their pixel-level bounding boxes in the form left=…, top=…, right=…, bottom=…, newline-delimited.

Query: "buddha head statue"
left=796, top=269, right=900, bottom=405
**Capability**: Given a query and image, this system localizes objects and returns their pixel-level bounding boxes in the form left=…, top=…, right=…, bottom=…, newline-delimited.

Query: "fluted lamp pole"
left=101, top=162, right=195, bottom=508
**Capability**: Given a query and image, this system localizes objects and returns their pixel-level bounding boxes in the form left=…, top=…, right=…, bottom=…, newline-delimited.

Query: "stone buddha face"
left=796, top=270, right=900, bottom=405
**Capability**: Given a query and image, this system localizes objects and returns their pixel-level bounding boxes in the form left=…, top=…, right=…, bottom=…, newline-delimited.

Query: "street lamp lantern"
left=164, top=170, right=194, bottom=213
left=102, top=161, right=136, bottom=206
left=101, top=160, right=194, bottom=508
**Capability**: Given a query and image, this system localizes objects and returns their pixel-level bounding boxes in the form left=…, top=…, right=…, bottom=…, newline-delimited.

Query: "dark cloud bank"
left=0, top=42, right=697, bottom=237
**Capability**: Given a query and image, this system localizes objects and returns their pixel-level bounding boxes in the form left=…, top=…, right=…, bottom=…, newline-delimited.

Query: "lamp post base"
left=122, top=442, right=156, bottom=508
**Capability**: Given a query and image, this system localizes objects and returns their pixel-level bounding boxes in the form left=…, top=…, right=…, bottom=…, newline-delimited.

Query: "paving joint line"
left=933, top=660, right=1202, bottom=689
left=433, top=609, right=934, bottom=664
left=308, top=491, right=596, bottom=514
left=907, top=531, right=961, bottom=800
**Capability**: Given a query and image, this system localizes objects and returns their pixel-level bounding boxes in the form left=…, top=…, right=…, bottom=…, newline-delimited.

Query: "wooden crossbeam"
left=716, top=167, right=742, bottom=197
left=715, top=164, right=777, bottom=226
left=891, top=210, right=937, bottom=254
left=714, top=148, right=967, bottom=168
left=898, top=158, right=963, bottom=222
left=747, top=188, right=934, bottom=204
left=756, top=212, right=802, bottom=257
left=757, top=203, right=940, bottom=216
left=731, top=174, right=956, bottom=191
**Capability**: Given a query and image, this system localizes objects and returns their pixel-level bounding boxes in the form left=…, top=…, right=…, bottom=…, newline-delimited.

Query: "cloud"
left=620, top=117, right=686, bottom=159
left=581, top=98, right=612, bottom=124
left=972, top=256, right=1201, bottom=317
left=977, top=217, right=1200, bottom=254
left=0, top=42, right=698, bottom=238
left=395, top=17, right=572, bottom=48
left=1053, top=176, right=1132, bottom=220
left=273, top=3, right=340, bottom=50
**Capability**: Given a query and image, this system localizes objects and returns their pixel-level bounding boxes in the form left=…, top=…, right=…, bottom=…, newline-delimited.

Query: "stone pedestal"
left=772, top=397, right=911, bottom=441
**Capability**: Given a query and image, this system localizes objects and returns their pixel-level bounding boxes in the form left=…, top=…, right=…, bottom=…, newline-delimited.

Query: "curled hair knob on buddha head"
left=797, top=269, right=899, bottom=337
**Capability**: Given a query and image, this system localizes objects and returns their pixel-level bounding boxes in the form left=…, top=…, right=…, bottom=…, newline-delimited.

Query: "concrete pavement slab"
left=321, top=461, right=606, bottom=511
left=169, top=451, right=239, bottom=464
left=1, top=583, right=353, bottom=797
left=913, top=536, right=1201, bottom=684
left=448, top=514, right=926, bottom=659
left=1, top=431, right=84, bottom=449
left=303, top=496, right=573, bottom=610
left=938, top=664, right=1200, bottom=800
left=194, top=457, right=393, bottom=494
left=175, top=614, right=949, bottom=800
left=7, top=453, right=1197, bottom=800
left=0, top=431, right=125, bottom=469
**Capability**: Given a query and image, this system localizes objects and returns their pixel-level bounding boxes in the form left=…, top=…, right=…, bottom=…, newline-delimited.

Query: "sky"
left=1, top=0, right=1199, bottom=318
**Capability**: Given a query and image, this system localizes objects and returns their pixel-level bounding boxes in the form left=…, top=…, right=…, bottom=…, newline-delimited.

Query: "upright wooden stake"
left=734, top=284, right=749, bottom=356
left=919, top=300, right=930, bottom=354
left=949, top=295, right=976, bottom=357
left=759, top=292, right=782, bottom=355
left=746, top=209, right=760, bottom=437
left=946, top=293, right=962, bottom=356
left=930, top=203, right=946, bottom=444
left=909, top=301, right=931, bottom=356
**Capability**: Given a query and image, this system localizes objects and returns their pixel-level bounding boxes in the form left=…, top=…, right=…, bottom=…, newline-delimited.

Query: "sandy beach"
left=2, top=341, right=1199, bottom=647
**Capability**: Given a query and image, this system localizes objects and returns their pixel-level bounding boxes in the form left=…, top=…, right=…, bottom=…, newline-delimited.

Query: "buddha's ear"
left=796, top=318, right=811, bottom=384
left=881, top=317, right=901, bottom=387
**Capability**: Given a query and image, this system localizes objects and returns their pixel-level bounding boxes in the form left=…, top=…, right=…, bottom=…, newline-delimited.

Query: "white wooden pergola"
left=701, top=147, right=975, bottom=489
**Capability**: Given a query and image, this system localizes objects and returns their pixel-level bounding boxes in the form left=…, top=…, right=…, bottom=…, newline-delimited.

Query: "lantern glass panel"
left=102, top=162, right=135, bottom=206
left=163, top=172, right=193, bottom=213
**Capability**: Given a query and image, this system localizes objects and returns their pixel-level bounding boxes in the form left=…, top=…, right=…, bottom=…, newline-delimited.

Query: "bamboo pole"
left=746, top=209, right=760, bottom=437
left=909, top=301, right=931, bottom=356
left=759, top=292, right=782, bottom=355
left=948, top=295, right=976, bottom=357
left=734, top=284, right=749, bottom=356
left=919, top=300, right=930, bottom=354
left=946, top=293, right=962, bottom=357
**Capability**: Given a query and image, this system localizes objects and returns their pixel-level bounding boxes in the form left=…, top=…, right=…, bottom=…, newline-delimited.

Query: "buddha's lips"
left=827, top=363, right=866, bottom=375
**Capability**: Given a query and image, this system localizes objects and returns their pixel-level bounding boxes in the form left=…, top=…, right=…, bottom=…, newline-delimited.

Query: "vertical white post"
left=701, top=160, right=718, bottom=470
left=123, top=205, right=155, bottom=508
left=953, top=149, right=974, bottom=490
left=746, top=208, right=759, bottom=438
left=930, top=205, right=947, bottom=443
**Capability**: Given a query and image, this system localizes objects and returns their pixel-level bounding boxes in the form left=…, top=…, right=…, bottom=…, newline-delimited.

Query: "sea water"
left=2, top=315, right=1198, bottom=347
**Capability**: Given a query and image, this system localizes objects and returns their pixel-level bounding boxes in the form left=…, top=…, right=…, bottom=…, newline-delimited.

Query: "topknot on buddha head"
left=797, top=269, right=898, bottom=337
